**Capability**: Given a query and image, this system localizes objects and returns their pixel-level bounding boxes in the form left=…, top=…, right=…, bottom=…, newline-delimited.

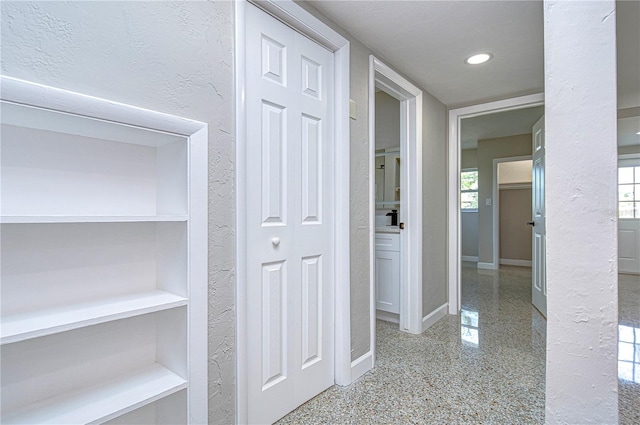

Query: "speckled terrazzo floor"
left=276, top=264, right=640, bottom=425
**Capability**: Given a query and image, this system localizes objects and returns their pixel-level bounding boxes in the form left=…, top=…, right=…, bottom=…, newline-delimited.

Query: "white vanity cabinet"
left=375, top=231, right=400, bottom=314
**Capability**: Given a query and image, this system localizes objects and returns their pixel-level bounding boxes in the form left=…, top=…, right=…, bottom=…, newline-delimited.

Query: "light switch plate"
left=485, top=198, right=492, bottom=206
left=349, top=99, right=357, bottom=120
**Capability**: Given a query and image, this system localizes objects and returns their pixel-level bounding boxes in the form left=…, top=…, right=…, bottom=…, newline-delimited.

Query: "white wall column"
left=544, top=1, right=618, bottom=423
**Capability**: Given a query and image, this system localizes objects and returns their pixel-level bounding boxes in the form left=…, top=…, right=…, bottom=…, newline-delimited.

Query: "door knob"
left=272, top=237, right=280, bottom=246
left=527, top=222, right=535, bottom=227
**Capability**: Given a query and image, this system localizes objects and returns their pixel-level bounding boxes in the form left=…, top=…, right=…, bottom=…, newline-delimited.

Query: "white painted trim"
left=0, top=75, right=209, bottom=424
left=376, top=310, right=400, bottom=324
left=422, top=303, right=448, bottom=332
left=492, top=155, right=532, bottom=272
left=448, top=93, right=544, bottom=315
left=461, top=256, right=479, bottom=262
left=0, top=76, right=206, bottom=136
left=350, top=351, right=374, bottom=383
left=187, top=126, right=209, bottom=425
left=234, top=2, right=248, bottom=423
left=235, top=1, right=351, bottom=421
left=477, top=262, right=496, bottom=270
left=500, top=259, right=532, bottom=267
left=369, top=57, right=424, bottom=371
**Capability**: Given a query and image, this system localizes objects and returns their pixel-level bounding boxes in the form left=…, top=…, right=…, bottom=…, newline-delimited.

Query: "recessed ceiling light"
left=636, top=131, right=640, bottom=135
left=465, top=53, right=493, bottom=65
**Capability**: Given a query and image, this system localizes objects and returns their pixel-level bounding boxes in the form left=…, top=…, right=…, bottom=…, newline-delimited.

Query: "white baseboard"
left=477, top=262, right=496, bottom=270
left=461, top=255, right=479, bottom=262
left=350, top=351, right=373, bottom=382
left=376, top=310, right=400, bottom=324
left=422, top=303, right=448, bottom=332
left=500, top=258, right=532, bottom=267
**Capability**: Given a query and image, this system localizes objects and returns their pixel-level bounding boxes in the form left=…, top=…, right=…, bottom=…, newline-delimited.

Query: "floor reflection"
left=460, top=309, right=479, bottom=346
left=619, top=324, right=640, bottom=383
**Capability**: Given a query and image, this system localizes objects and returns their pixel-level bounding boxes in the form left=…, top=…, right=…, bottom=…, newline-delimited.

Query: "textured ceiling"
left=308, top=0, right=639, bottom=109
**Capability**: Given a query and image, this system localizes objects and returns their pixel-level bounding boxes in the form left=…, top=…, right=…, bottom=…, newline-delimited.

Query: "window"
left=461, top=169, right=478, bottom=210
left=619, top=165, right=640, bottom=218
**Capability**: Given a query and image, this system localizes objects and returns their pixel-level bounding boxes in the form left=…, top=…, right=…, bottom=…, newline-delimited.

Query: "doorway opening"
left=365, top=56, right=423, bottom=378
left=448, top=94, right=544, bottom=314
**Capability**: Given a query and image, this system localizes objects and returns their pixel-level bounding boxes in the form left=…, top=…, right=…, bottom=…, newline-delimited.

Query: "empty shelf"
left=1, top=290, right=187, bottom=345
left=0, top=215, right=188, bottom=224
left=2, top=364, right=187, bottom=424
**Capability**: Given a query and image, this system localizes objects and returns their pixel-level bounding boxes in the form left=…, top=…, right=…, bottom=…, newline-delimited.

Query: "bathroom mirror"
left=375, top=147, right=400, bottom=208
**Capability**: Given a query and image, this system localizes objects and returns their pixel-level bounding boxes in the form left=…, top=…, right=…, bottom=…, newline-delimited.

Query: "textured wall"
left=544, top=1, right=619, bottom=422
left=375, top=91, right=400, bottom=150
left=421, top=92, right=448, bottom=317
left=476, top=134, right=532, bottom=265
left=1, top=2, right=235, bottom=423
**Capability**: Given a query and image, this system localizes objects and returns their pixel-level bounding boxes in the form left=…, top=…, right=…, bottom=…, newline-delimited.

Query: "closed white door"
left=245, top=4, right=335, bottom=424
left=531, top=116, right=547, bottom=317
left=618, top=160, right=640, bottom=274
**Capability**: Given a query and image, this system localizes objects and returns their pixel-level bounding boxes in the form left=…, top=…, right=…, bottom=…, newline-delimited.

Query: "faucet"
left=386, top=209, right=398, bottom=226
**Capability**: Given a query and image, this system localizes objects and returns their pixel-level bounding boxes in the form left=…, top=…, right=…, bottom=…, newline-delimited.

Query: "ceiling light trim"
left=465, top=53, right=494, bottom=65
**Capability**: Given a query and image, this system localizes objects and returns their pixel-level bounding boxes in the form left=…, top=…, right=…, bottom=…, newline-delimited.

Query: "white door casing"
left=447, top=93, right=544, bottom=315
left=244, top=4, right=335, bottom=423
left=368, top=56, right=423, bottom=344
left=531, top=116, right=547, bottom=317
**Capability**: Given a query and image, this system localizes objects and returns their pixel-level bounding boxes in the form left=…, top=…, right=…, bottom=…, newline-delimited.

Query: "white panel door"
left=619, top=219, right=640, bottom=274
left=531, top=116, right=547, bottom=317
left=245, top=4, right=335, bottom=424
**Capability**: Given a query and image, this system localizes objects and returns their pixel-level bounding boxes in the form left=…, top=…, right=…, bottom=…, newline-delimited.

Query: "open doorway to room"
left=364, top=56, right=423, bottom=379
left=455, top=103, right=545, bottom=350
left=373, top=89, right=402, bottom=325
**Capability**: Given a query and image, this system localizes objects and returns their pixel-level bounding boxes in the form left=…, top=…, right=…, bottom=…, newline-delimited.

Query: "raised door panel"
left=619, top=220, right=640, bottom=274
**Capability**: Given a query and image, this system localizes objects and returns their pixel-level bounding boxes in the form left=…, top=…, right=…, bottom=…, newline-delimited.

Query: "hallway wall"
left=1, top=2, right=236, bottom=423
left=477, top=134, right=532, bottom=265
left=1, top=1, right=448, bottom=421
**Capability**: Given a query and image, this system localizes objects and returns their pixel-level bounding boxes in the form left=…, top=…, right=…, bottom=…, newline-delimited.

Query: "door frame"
left=368, top=56, right=424, bottom=357
left=447, top=93, right=544, bottom=314
left=235, top=0, right=351, bottom=422
left=492, top=155, right=533, bottom=268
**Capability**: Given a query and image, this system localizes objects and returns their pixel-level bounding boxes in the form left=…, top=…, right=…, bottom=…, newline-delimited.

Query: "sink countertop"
left=375, top=226, right=400, bottom=234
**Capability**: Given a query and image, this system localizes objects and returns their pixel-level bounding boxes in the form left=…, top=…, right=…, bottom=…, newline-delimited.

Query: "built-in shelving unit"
left=0, top=76, right=207, bottom=424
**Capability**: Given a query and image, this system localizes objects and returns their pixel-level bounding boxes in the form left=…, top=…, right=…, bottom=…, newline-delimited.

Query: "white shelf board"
left=1, top=290, right=187, bottom=345
left=0, top=215, right=188, bottom=224
left=2, top=363, right=187, bottom=425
